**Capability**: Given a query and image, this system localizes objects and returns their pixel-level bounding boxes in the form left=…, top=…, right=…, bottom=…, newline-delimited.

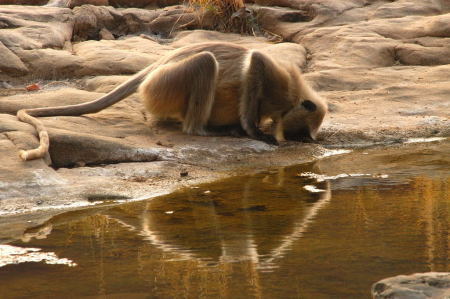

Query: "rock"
left=46, top=0, right=184, bottom=8
left=148, top=7, right=199, bottom=37
left=0, top=6, right=73, bottom=50
left=0, top=41, right=28, bottom=76
left=0, top=114, right=34, bottom=133
left=372, top=272, right=450, bottom=299
left=47, top=128, right=160, bottom=167
left=0, top=0, right=47, bottom=4
left=68, top=0, right=109, bottom=8
left=372, top=0, right=444, bottom=19
left=258, top=42, right=307, bottom=69
left=45, top=0, right=69, bottom=7
left=72, top=36, right=170, bottom=76
left=120, top=8, right=160, bottom=33
left=0, top=81, right=13, bottom=88
left=99, top=27, right=115, bottom=40
left=71, top=4, right=162, bottom=41
left=0, top=132, right=61, bottom=201
left=0, top=88, right=101, bottom=113
left=108, top=0, right=156, bottom=7
left=81, top=75, right=131, bottom=92
left=396, top=42, right=450, bottom=66
left=171, top=30, right=268, bottom=48
left=250, top=0, right=294, bottom=7
left=72, top=5, right=120, bottom=41
left=16, top=48, right=84, bottom=79
left=256, top=6, right=315, bottom=40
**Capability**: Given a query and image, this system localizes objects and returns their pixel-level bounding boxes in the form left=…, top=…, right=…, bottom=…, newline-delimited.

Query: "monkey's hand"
left=256, top=132, right=279, bottom=145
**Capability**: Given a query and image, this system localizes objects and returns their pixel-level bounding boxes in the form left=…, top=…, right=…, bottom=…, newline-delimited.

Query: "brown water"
left=0, top=141, right=449, bottom=299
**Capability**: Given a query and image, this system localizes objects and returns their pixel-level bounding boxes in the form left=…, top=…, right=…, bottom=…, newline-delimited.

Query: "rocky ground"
left=0, top=0, right=449, bottom=223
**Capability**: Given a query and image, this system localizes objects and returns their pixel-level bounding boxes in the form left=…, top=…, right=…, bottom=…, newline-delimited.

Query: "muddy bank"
left=0, top=1, right=449, bottom=220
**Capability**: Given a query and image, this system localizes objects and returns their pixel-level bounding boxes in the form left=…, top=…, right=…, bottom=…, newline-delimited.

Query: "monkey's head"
left=282, top=97, right=327, bottom=142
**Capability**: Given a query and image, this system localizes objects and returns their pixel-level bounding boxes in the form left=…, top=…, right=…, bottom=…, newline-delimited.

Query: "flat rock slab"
left=372, top=272, right=450, bottom=299
left=0, top=3, right=448, bottom=221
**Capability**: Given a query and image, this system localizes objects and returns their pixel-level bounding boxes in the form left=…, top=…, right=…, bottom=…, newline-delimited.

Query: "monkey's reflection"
left=21, top=161, right=331, bottom=270
left=119, top=162, right=331, bottom=269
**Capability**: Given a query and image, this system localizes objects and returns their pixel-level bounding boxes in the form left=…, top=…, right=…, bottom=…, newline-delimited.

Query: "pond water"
left=0, top=140, right=449, bottom=299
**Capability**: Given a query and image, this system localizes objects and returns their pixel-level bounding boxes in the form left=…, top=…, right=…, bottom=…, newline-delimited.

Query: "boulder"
left=46, top=0, right=184, bottom=8
left=0, top=41, right=28, bottom=76
left=372, top=272, right=450, bottom=299
left=68, top=0, right=109, bottom=7
left=0, top=0, right=47, bottom=4
left=110, top=0, right=182, bottom=8
left=0, top=6, right=73, bottom=51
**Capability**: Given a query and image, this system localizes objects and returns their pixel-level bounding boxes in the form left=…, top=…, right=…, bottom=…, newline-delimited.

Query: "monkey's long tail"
left=16, top=110, right=50, bottom=161
left=17, top=64, right=155, bottom=161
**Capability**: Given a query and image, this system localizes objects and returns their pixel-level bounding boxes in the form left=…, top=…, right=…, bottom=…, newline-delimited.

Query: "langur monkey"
left=17, top=42, right=327, bottom=161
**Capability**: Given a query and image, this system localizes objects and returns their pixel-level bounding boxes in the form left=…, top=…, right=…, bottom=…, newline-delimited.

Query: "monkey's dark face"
left=282, top=98, right=327, bottom=142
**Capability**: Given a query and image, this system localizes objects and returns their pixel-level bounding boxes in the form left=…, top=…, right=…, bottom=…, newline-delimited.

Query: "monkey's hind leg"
left=141, top=52, right=219, bottom=136
left=181, top=52, right=219, bottom=136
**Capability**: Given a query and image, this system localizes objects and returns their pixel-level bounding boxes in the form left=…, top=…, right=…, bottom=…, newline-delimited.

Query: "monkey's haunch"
left=17, top=109, right=50, bottom=161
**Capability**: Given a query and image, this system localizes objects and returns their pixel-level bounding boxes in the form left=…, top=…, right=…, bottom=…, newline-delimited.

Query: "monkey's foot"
left=18, top=150, right=29, bottom=161
left=207, top=125, right=247, bottom=137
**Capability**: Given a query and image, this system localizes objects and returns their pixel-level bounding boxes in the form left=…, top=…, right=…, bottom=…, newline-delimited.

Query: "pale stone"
left=372, top=272, right=450, bottom=299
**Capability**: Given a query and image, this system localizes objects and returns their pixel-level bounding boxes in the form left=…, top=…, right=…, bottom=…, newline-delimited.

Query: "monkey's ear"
left=301, top=100, right=317, bottom=112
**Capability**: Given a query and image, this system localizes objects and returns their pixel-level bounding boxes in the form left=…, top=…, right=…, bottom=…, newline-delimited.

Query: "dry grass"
left=188, top=0, right=245, bottom=15
left=188, top=0, right=254, bottom=34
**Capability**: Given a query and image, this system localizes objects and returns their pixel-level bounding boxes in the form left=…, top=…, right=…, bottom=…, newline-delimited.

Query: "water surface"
left=0, top=141, right=449, bottom=298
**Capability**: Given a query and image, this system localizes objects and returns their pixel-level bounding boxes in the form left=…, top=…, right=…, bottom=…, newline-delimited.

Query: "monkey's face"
left=282, top=99, right=327, bottom=142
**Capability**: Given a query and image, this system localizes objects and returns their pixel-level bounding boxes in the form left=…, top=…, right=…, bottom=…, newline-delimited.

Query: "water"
left=0, top=141, right=449, bottom=298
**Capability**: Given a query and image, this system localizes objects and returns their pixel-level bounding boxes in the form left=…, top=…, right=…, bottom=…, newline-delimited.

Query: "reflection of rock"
left=21, top=224, right=53, bottom=242
left=0, top=244, right=76, bottom=268
left=372, top=272, right=450, bottom=299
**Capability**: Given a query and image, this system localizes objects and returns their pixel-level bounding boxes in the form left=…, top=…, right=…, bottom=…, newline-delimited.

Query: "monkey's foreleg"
left=273, top=116, right=286, bottom=142
left=240, top=51, right=278, bottom=145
